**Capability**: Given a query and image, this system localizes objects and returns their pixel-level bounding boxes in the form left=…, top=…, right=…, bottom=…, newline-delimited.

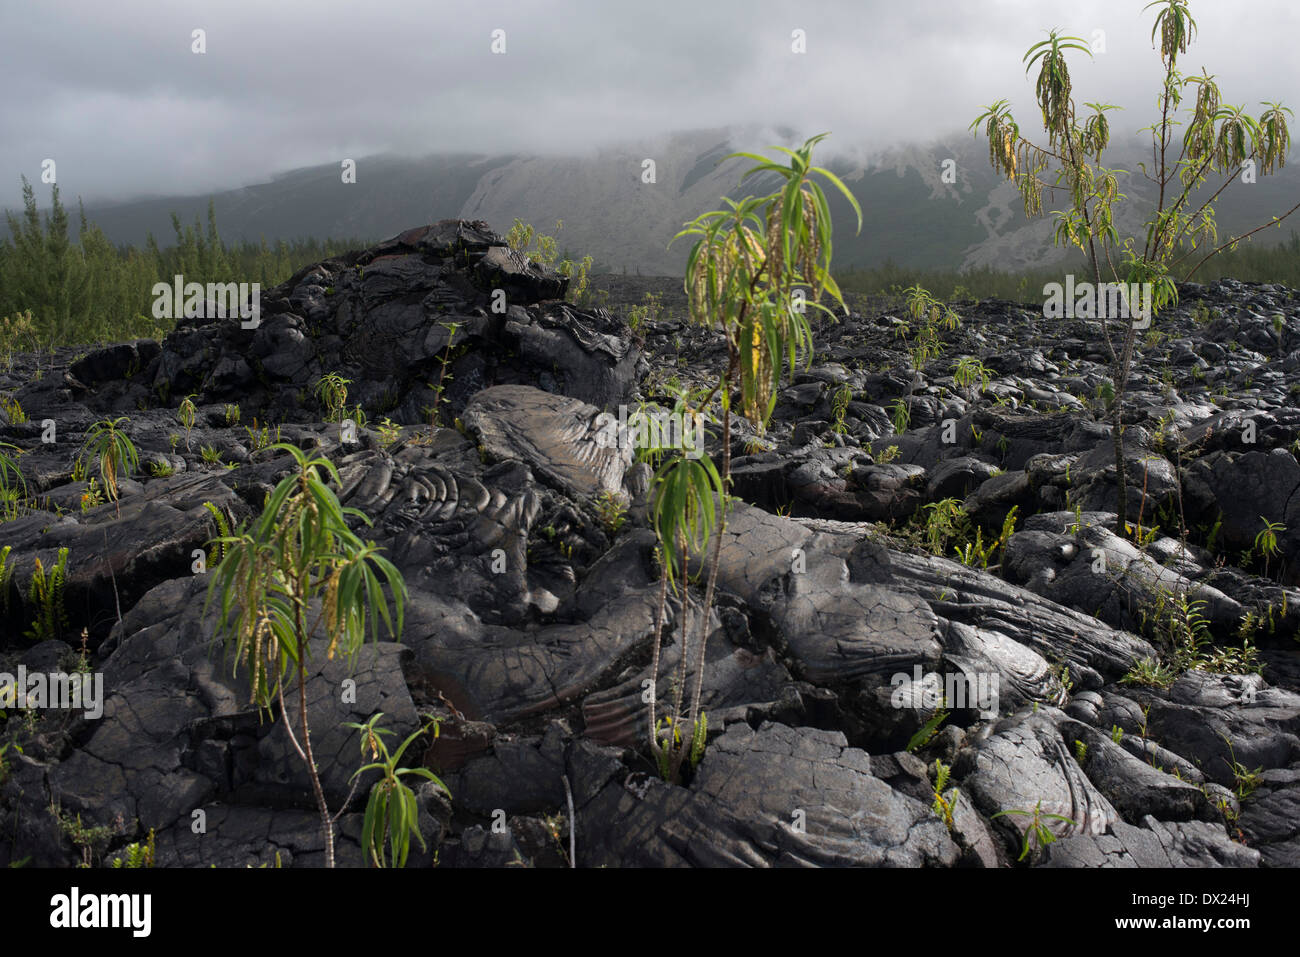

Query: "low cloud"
left=1, top=0, right=1295, bottom=207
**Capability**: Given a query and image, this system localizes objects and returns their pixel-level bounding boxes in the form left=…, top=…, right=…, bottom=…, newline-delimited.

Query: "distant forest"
left=3, top=178, right=1298, bottom=351
left=0, top=179, right=366, bottom=350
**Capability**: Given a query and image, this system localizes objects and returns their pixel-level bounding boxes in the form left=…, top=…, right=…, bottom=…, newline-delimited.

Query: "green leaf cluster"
left=344, top=713, right=449, bottom=868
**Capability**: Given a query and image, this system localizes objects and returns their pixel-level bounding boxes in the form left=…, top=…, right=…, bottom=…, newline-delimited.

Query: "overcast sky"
left=2, top=0, right=1296, bottom=208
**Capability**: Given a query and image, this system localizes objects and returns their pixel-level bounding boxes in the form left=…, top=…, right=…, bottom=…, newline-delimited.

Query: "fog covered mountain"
left=13, top=125, right=1297, bottom=276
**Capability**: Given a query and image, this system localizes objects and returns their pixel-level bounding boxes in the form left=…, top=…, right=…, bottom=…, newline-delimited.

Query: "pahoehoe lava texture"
left=1, top=221, right=1298, bottom=867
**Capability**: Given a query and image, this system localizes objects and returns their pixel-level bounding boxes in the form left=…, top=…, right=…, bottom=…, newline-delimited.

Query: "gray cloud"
left=2, top=0, right=1295, bottom=207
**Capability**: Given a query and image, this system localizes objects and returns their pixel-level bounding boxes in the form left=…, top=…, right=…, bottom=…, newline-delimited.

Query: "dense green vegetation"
left=0, top=177, right=367, bottom=349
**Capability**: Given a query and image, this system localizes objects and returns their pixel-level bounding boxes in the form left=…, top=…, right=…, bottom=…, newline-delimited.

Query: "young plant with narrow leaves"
left=991, top=801, right=1079, bottom=862
left=204, top=442, right=408, bottom=868
left=79, top=417, right=138, bottom=518
left=177, top=395, right=197, bottom=451
left=0, top=441, right=26, bottom=522
left=314, top=373, right=351, bottom=424
left=646, top=133, right=861, bottom=785
left=970, top=0, right=1293, bottom=536
left=344, top=712, right=449, bottom=868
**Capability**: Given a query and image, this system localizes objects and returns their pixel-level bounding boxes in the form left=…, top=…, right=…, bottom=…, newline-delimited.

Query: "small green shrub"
left=110, top=829, right=155, bottom=868
left=177, top=395, right=198, bottom=449
left=1254, top=517, right=1285, bottom=578
left=428, top=322, right=462, bottom=429
left=830, top=384, right=853, bottom=434
left=377, top=417, right=402, bottom=448
left=244, top=420, right=272, bottom=453
left=26, top=546, right=70, bottom=642
left=314, top=373, right=351, bottom=424
left=931, top=760, right=958, bottom=830
left=344, top=713, right=449, bottom=868
left=953, top=356, right=990, bottom=391
left=0, top=442, right=26, bottom=522
left=79, top=477, right=104, bottom=513
left=205, top=442, right=408, bottom=868
left=594, top=489, right=627, bottom=536
left=992, top=801, right=1078, bottom=863
left=890, top=398, right=911, bottom=435
left=79, top=417, right=138, bottom=518
left=0, top=394, right=27, bottom=424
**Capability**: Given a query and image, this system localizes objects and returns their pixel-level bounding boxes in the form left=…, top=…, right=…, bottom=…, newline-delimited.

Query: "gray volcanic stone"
left=1236, top=766, right=1300, bottom=866
left=577, top=721, right=961, bottom=867
left=129, top=220, right=640, bottom=422
left=1059, top=718, right=1211, bottom=823
left=959, top=710, right=1119, bottom=864
left=40, top=574, right=420, bottom=846
left=462, top=384, right=631, bottom=500
left=1042, top=817, right=1259, bottom=867
left=6, top=243, right=1300, bottom=869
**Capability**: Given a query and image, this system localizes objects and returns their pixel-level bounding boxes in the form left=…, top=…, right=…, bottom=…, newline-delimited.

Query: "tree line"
left=0, top=178, right=366, bottom=349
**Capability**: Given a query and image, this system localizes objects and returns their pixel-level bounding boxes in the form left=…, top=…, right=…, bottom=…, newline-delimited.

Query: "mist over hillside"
left=12, top=125, right=1294, bottom=277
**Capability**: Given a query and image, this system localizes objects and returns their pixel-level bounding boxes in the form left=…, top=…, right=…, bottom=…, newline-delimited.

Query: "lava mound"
left=65, top=220, right=643, bottom=424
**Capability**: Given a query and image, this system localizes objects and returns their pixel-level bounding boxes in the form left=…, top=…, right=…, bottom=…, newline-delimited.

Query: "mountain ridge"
left=6, top=127, right=1296, bottom=277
